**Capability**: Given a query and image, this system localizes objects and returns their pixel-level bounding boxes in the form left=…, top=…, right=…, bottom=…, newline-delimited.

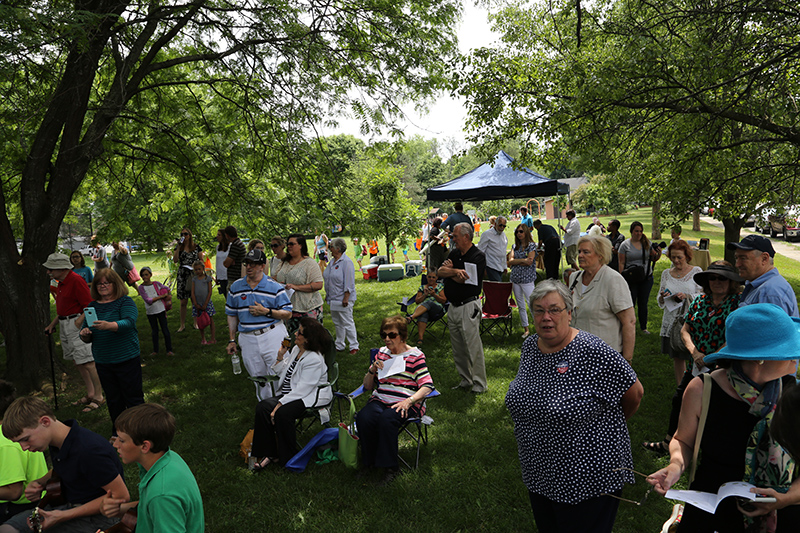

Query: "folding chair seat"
left=334, top=348, right=438, bottom=469
left=248, top=331, right=338, bottom=437
left=398, top=275, right=450, bottom=342
left=480, top=281, right=513, bottom=341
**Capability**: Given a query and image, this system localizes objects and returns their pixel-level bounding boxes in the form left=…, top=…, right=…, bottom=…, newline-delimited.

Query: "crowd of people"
left=11, top=207, right=800, bottom=532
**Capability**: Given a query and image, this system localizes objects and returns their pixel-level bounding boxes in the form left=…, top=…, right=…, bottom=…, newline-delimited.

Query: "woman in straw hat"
left=648, top=303, right=800, bottom=532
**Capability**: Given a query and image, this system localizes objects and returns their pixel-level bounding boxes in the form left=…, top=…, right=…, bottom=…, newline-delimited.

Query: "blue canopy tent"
left=426, top=150, right=570, bottom=202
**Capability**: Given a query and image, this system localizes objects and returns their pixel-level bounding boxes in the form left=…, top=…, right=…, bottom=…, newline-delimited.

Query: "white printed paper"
left=666, top=481, right=767, bottom=514
left=464, top=262, right=478, bottom=286
left=378, top=355, right=407, bottom=380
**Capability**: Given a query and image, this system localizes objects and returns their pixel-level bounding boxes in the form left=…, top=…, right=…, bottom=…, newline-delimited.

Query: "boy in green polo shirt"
left=0, top=381, right=48, bottom=523
left=101, top=403, right=204, bottom=533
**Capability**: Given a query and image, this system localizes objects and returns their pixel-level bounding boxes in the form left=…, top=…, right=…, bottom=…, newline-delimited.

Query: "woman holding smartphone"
left=79, top=268, right=144, bottom=437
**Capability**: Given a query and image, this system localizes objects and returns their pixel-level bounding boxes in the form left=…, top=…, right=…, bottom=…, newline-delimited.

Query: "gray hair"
left=529, top=279, right=573, bottom=312
left=577, top=235, right=612, bottom=265
left=330, top=237, right=347, bottom=254
left=454, top=222, right=474, bottom=240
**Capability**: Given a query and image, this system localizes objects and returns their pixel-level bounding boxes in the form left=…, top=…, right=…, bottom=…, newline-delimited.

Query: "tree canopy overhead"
left=0, top=0, right=460, bottom=389
left=454, top=0, right=800, bottom=241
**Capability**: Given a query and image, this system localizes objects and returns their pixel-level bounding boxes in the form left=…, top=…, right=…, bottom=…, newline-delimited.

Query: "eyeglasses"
left=533, top=306, right=567, bottom=317
left=497, top=224, right=506, bottom=228
left=287, top=242, right=298, bottom=247
left=180, top=232, right=189, bottom=236
left=515, top=230, right=525, bottom=234
left=97, top=281, right=112, bottom=286
left=244, top=262, right=260, bottom=267
left=379, top=331, right=400, bottom=339
left=270, top=243, right=280, bottom=248
left=707, top=275, right=728, bottom=282
left=601, top=468, right=654, bottom=506
left=296, top=330, right=304, bottom=337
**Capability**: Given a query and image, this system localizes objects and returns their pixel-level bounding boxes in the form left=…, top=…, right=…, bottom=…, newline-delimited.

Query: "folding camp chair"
left=398, top=275, right=449, bottom=342
left=334, top=348, right=438, bottom=469
left=248, top=330, right=338, bottom=437
left=480, top=281, right=513, bottom=341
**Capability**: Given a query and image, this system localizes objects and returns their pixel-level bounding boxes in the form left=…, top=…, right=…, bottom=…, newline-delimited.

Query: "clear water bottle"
left=231, top=353, right=242, bottom=375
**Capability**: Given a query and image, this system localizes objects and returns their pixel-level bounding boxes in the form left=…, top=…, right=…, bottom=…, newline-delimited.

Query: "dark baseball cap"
left=726, top=234, right=775, bottom=257
left=244, top=249, right=267, bottom=264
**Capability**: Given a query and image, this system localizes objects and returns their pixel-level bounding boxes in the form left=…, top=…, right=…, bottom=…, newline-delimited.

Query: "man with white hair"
left=439, top=223, right=487, bottom=394
left=477, top=216, right=508, bottom=282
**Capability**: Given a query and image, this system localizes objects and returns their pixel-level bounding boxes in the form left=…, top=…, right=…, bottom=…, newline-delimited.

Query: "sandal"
left=249, top=457, right=277, bottom=472
left=81, top=397, right=105, bottom=413
left=71, top=396, right=91, bottom=406
left=642, top=439, right=670, bottom=455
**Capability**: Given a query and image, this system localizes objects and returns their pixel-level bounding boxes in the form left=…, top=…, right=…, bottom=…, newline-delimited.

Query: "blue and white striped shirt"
left=225, top=274, right=292, bottom=332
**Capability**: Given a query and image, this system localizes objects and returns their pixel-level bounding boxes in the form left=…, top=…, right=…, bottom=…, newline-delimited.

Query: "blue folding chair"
left=334, top=349, right=439, bottom=469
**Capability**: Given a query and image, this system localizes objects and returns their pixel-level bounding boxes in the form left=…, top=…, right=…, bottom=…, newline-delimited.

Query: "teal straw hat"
left=705, top=303, right=800, bottom=364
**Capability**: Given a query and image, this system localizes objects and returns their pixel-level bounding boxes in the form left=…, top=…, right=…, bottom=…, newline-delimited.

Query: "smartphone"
left=83, top=307, right=98, bottom=328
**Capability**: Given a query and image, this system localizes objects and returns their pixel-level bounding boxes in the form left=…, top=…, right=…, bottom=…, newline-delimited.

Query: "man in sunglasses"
left=226, top=249, right=292, bottom=400
left=727, top=234, right=799, bottom=316
left=477, top=216, right=508, bottom=282
left=438, top=223, right=487, bottom=394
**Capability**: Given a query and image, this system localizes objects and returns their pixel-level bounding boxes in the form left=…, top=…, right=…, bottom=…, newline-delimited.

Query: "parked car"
left=754, top=207, right=775, bottom=234
left=768, top=207, right=800, bottom=241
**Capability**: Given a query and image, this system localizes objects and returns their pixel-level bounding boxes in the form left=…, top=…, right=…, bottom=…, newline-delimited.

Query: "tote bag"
left=338, top=396, right=359, bottom=469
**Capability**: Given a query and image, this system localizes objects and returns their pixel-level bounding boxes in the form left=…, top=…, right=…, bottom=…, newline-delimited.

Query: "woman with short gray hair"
left=508, top=278, right=643, bottom=532
left=323, top=237, right=359, bottom=354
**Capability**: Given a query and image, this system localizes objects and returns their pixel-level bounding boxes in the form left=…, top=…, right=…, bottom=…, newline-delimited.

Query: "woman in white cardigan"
left=250, top=317, right=333, bottom=470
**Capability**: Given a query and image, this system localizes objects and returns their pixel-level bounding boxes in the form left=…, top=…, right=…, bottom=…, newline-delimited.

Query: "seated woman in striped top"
left=355, top=315, right=435, bottom=485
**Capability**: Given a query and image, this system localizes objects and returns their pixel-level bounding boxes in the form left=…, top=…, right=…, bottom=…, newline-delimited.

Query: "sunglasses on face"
left=379, top=331, right=400, bottom=339
left=515, top=230, right=525, bottom=234
left=270, top=243, right=280, bottom=248
left=181, top=232, right=189, bottom=236
left=707, top=275, right=728, bottom=282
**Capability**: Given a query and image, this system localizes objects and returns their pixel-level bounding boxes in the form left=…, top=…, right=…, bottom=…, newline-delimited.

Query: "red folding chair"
left=480, top=281, right=513, bottom=341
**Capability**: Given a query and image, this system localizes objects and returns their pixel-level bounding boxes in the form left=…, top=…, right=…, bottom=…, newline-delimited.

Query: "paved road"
left=699, top=216, right=800, bottom=262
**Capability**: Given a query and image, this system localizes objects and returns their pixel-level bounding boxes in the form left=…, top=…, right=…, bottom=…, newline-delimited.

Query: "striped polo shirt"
left=371, top=346, right=434, bottom=412
left=225, top=274, right=292, bottom=332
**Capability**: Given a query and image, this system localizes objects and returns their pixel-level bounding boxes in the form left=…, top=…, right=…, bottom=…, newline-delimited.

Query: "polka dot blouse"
left=505, top=330, right=638, bottom=504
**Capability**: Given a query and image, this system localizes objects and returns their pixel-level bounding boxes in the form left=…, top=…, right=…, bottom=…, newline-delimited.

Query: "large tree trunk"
left=651, top=199, right=662, bottom=240
left=722, top=218, right=745, bottom=264
left=0, top=255, right=56, bottom=391
left=692, top=209, right=701, bottom=231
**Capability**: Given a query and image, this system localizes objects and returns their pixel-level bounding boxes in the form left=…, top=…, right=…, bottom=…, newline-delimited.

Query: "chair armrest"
left=247, top=375, right=279, bottom=387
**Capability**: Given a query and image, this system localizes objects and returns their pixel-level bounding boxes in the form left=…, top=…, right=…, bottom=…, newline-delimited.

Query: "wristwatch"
left=267, top=308, right=273, bottom=317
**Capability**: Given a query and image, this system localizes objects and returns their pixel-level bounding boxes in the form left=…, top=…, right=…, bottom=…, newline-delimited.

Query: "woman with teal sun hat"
left=648, top=303, right=800, bottom=532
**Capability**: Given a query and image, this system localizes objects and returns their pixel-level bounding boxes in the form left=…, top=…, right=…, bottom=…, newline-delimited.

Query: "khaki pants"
left=447, top=299, right=487, bottom=393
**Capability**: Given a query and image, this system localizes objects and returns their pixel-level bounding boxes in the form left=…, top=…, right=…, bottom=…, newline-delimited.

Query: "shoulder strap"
left=689, top=373, right=713, bottom=485
left=569, top=271, right=582, bottom=292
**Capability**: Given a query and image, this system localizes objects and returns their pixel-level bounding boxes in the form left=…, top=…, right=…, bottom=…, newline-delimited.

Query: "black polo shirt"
left=537, top=224, right=559, bottom=243
left=443, top=244, right=486, bottom=305
left=51, top=420, right=124, bottom=504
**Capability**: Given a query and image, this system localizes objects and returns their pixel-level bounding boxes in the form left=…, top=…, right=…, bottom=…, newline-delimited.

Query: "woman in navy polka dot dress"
left=506, top=279, right=644, bottom=532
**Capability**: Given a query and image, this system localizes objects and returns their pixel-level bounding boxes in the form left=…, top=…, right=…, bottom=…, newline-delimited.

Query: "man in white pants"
left=226, top=249, right=292, bottom=401
left=323, top=238, right=359, bottom=355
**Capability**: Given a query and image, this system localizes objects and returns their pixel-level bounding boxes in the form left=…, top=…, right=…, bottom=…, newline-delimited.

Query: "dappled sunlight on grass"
left=8, top=213, right=791, bottom=531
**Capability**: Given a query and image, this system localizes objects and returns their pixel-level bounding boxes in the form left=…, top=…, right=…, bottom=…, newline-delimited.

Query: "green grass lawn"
left=5, top=208, right=793, bottom=532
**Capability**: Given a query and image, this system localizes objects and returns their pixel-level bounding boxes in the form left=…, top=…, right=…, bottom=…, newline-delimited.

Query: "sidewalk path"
left=699, top=216, right=800, bottom=262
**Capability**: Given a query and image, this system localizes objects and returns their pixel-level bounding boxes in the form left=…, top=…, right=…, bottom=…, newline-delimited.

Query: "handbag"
left=622, top=242, right=648, bottom=284
left=621, top=264, right=646, bottom=283
left=338, top=396, right=359, bottom=469
left=155, top=282, right=172, bottom=311
left=125, top=266, right=141, bottom=284
left=669, top=299, right=691, bottom=359
left=196, top=310, right=211, bottom=330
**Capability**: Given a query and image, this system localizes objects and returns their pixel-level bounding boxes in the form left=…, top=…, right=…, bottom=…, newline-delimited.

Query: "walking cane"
left=45, top=332, right=59, bottom=410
